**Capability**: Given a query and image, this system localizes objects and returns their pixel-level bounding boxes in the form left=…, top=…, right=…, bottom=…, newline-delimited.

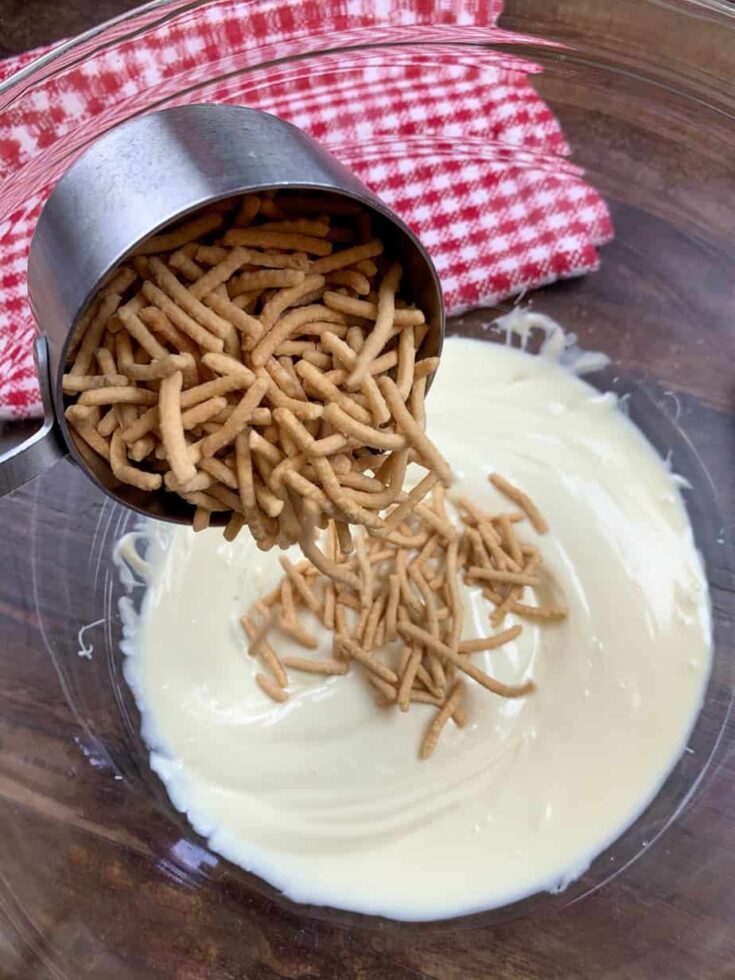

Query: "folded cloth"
left=0, top=0, right=612, bottom=420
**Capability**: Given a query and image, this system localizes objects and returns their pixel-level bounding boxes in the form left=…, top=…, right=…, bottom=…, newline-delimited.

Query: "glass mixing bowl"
left=1, top=1, right=734, bottom=976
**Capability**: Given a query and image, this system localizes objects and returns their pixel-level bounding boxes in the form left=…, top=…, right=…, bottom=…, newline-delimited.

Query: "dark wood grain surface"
left=1, top=1, right=734, bottom=978
left=0, top=0, right=142, bottom=57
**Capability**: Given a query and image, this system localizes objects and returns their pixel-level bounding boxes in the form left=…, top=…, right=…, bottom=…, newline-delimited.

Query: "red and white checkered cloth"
left=0, top=0, right=612, bottom=420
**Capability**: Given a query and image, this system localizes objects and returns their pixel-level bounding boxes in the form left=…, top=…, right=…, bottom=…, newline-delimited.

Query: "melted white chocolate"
left=120, top=337, right=710, bottom=920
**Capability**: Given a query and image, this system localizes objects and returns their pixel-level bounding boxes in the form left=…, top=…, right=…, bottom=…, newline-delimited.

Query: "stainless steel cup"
left=0, top=104, right=444, bottom=522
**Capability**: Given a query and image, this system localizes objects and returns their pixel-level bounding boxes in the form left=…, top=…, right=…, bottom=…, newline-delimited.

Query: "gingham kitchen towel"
left=0, top=0, right=613, bottom=420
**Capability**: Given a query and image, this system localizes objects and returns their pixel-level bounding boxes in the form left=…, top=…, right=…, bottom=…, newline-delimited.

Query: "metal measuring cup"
left=0, top=105, right=444, bottom=523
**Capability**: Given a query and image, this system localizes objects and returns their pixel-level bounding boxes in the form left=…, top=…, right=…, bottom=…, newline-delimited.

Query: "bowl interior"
left=15, top=297, right=735, bottom=931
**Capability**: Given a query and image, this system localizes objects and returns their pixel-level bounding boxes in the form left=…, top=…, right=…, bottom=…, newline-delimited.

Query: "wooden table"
left=0, top=1, right=734, bottom=977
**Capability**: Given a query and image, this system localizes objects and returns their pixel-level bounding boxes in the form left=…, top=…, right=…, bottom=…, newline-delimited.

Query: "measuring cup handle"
left=0, top=335, right=66, bottom=497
